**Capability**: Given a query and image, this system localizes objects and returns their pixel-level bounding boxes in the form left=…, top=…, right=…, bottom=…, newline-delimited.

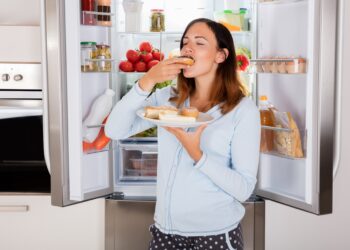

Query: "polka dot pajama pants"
left=148, top=224, right=244, bottom=250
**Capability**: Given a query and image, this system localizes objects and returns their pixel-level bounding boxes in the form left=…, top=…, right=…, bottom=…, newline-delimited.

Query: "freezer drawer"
left=117, top=141, right=158, bottom=182
left=105, top=196, right=265, bottom=250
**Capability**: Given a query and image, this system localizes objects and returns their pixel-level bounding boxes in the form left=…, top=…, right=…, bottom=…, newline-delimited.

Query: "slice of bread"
left=144, top=106, right=178, bottom=119
left=159, top=113, right=196, bottom=123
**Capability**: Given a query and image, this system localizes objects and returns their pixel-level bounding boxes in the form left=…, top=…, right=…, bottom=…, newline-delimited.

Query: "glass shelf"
left=260, top=151, right=305, bottom=160
left=86, top=124, right=105, bottom=129
left=84, top=147, right=110, bottom=155
left=81, top=10, right=114, bottom=27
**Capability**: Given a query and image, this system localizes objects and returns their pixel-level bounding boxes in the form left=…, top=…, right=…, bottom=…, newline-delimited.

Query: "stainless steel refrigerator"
left=41, top=0, right=338, bottom=249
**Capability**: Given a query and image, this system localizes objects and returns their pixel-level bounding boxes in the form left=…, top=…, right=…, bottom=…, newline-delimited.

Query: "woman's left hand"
left=163, top=124, right=207, bottom=162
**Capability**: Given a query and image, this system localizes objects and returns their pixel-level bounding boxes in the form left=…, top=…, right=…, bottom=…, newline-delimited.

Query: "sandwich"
left=158, top=113, right=196, bottom=123
left=176, top=56, right=195, bottom=66
left=144, top=106, right=178, bottom=119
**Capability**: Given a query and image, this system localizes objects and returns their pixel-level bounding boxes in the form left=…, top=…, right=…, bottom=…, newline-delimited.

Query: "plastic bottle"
left=83, top=88, right=115, bottom=143
left=259, top=95, right=274, bottom=152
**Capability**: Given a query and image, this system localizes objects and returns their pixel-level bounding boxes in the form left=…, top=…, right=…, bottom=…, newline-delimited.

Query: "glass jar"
left=150, top=9, right=165, bottom=32
left=96, top=44, right=112, bottom=72
left=81, top=41, right=98, bottom=72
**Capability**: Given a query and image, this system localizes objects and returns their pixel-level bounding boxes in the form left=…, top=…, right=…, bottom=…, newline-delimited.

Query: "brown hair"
left=170, top=18, right=248, bottom=114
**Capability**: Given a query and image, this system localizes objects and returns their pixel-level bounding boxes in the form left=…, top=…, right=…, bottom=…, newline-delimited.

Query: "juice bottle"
left=259, top=95, right=274, bottom=152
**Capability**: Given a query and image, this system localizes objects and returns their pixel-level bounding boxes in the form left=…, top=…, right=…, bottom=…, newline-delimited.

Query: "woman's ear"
left=216, top=48, right=229, bottom=63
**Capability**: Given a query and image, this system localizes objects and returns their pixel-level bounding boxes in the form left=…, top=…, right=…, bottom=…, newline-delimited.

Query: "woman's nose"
left=183, top=46, right=193, bottom=55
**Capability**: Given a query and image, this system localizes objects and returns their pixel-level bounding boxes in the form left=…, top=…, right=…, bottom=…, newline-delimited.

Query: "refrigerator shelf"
left=259, top=0, right=307, bottom=6
left=261, top=125, right=291, bottom=132
left=81, top=11, right=114, bottom=27
left=86, top=124, right=105, bottom=129
left=83, top=147, right=110, bottom=155
left=250, top=58, right=306, bottom=74
left=260, top=151, right=305, bottom=160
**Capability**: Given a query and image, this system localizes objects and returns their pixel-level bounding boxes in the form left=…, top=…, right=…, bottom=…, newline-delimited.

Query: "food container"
left=81, top=0, right=96, bottom=25
left=286, top=58, right=306, bottom=74
left=150, top=9, right=165, bottom=32
left=96, top=44, right=112, bottom=72
left=81, top=41, right=98, bottom=72
left=214, top=10, right=241, bottom=31
left=97, top=0, right=111, bottom=26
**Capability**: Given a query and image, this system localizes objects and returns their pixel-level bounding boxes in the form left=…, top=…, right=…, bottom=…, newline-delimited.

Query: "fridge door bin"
left=105, top=196, right=265, bottom=250
left=117, top=141, right=158, bottom=182
left=260, top=126, right=306, bottom=159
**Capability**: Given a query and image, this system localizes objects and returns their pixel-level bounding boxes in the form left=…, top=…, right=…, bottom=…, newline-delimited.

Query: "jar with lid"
left=81, top=41, right=98, bottom=72
left=150, top=9, right=165, bottom=32
left=96, top=44, right=112, bottom=72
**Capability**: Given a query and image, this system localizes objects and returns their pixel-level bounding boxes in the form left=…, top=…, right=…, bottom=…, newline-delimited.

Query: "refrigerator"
left=41, top=0, right=338, bottom=249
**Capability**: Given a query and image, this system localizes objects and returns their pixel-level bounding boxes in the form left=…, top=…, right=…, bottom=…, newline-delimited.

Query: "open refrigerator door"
left=253, top=0, right=336, bottom=214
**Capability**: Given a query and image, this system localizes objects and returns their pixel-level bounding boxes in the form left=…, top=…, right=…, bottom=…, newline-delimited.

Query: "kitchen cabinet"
left=0, top=195, right=105, bottom=250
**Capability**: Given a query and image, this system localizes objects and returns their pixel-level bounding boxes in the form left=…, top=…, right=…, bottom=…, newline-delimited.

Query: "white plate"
left=136, top=109, right=214, bottom=128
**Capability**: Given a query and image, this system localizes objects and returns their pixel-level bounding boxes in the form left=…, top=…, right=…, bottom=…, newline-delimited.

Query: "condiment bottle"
left=81, top=0, right=96, bottom=25
left=259, top=95, right=275, bottom=152
left=97, top=0, right=111, bottom=26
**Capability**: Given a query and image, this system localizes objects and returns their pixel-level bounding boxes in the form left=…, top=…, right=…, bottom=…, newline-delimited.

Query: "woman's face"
left=181, top=22, right=223, bottom=79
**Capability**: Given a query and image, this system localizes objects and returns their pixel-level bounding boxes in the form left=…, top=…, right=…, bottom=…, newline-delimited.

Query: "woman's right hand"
left=138, top=57, right=190, bottom=92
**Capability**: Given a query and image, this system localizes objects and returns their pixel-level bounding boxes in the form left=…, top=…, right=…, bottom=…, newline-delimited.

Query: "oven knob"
left=14, top=74, right=23, bottom=81
left=1, top=74, right=10, bottom=81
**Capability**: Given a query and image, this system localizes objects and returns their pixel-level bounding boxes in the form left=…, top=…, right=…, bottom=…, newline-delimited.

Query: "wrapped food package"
left=272, top=110, right=304, bottom=158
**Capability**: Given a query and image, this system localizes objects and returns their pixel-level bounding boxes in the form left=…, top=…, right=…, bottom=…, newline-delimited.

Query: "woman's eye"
left=197, top=43, right=204, bottom=46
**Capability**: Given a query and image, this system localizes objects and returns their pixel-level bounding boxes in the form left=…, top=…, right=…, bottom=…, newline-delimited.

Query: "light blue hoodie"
left=105, top=83, right=261, bottom=237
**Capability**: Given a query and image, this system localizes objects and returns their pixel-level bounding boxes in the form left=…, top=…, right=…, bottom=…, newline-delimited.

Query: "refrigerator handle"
left=40, top=0, right=51, bottom=174
left=333, top=0, right=344, bottom=180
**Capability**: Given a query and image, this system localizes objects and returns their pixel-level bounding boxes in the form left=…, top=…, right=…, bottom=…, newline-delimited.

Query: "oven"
left=0, top=63, right=50, bottom=193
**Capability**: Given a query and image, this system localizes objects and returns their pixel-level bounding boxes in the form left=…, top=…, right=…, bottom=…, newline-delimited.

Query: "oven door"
left=0, top=99, right=50, bottom=193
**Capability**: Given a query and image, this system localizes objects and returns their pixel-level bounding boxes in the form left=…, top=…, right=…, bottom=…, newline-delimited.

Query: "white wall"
left=265, top=1, right=350, bottom=250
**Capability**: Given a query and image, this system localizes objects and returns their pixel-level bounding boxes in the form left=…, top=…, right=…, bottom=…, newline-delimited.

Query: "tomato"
left=119, top=60, right=134, bottom=72
left=140, top=52, right=153, bottom=63
left=126, top=49, right=140, bottom=63
left=152, top=50, right=164, bottom=61
left=139, top=42, right=152, bottom=53
left=147, top=60, right=159, bottom=71
left=135, top=61, right=147, bottom=72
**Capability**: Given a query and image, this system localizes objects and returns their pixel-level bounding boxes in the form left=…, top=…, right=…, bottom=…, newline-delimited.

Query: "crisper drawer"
left=117, top=141, right=158, bottom=182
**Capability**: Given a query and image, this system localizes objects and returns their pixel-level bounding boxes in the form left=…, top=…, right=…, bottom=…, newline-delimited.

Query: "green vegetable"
left=236, top=47, right=251, bottom=59
left=134, top=127, right=157, bottom=137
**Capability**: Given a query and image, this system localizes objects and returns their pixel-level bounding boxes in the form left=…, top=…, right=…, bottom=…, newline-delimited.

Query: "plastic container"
left=122, top=0, right=143, bottom=32
left=214, top=10, right=241, bottom=31
left=83, top=89, right=115, bottom=142
left=259, top=95, right=275, bottom=152
left=81, top=41, right=98, bottom=72
left=286, top=58, right=306, bottom=74
left=150, top=9, right=165, bottom=32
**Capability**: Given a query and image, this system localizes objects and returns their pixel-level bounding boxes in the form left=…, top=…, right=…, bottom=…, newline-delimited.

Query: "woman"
left=105, top=18, right=260, bottom=250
